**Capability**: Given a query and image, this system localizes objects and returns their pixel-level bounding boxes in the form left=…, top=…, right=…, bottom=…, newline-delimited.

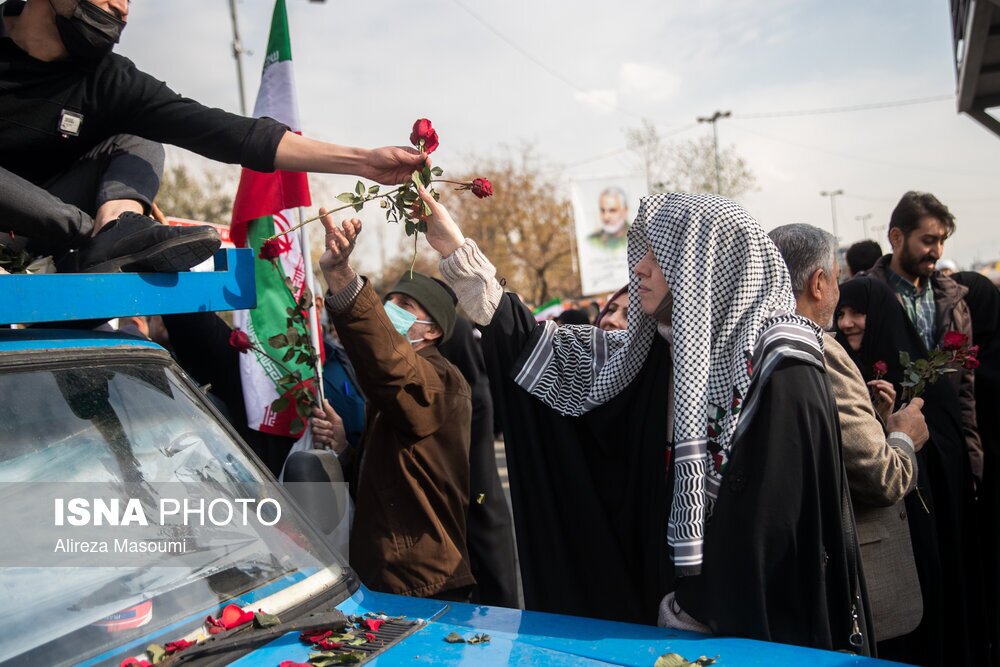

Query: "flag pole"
left=299, top=206, right=325, bottom=406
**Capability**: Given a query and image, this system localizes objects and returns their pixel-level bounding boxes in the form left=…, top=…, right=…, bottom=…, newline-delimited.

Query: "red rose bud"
left=410, top=118, right=439, bottom=154
left=228, top=329, right=252, bottom=354
left=470, top=178, right=493, bottom=199
left=364, top=632, right=377, bottom=642
left=873, top=360, right=888, bottom=376
left=258, top=238, right=283, bottom=261
left=965, top=356, right=981, bottom=370
left=942, top=330, right=969, bottom=351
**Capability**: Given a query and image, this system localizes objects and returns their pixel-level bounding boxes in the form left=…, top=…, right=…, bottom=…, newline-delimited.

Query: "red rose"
left=120, top=659, right=151, bottom=667
left=873, top=360, right=888, bottom=376
left=968, top=344, right=980, bottom=358
left=470, top=177, right=493, bottom=199
left=364, top=632, right=377, bottom=642
left=942, top=330, right=969, bottom=351
left=965, top=356, right=981, bottom=370
left=409, top=118, right=439, bottom=154
left=164, top=639, right=195, bottom=655
left=228, top=329, right=253, bottom=354
left=258, top=238, right=284, bottom=261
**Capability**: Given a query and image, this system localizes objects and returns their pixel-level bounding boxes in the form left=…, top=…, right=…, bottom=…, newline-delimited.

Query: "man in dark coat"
left=863, top=191, right=981, bottom=482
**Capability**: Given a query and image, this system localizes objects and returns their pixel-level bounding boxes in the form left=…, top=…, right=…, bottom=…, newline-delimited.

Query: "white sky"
left=118, top=0, right=1000, bottom=273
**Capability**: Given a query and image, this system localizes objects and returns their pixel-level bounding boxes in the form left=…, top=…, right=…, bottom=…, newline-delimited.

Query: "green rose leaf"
left=412, top=170, right=425, bottom=189
left=281, top=347, right=296, bottom=363
left=899, top=351, right=911, bottom=367
left=146, top=644, right=167, bottom=664
left=654, top=653, right=692, bottom=667
left=290, top=417, right=304, bottom=433
left=355, top=181, right=365, bottom=197
left=336, top=193, right=356, bottom=204
left=352, top=203, right=363, bottom=212
left=444, top=632, right=466, bottom=644
left=269, top=333, right=289, bottom=348
left=368, top=184, right=380, bottom=195
left=254, top=610, right=281, bottom=628
left=431, top=166, right=444, bottom=176
left=271, top=395, right=290, bottom=413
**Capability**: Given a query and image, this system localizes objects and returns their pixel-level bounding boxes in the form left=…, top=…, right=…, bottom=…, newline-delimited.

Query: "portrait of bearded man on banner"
left=588, top=186, right=630, bottom=250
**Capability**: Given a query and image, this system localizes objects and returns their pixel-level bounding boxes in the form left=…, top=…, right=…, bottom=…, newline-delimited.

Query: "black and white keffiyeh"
left=514, top=193, right=821, bottom=574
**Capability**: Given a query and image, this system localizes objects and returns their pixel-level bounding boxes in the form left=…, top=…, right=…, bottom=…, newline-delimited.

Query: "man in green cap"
left=312, top=210, right=475, bottom=601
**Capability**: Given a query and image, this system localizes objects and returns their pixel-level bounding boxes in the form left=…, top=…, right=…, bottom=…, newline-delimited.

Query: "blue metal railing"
left=0, top=249, right=256, bottom=325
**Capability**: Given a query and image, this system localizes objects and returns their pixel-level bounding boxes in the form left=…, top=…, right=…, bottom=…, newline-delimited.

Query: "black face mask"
left=52, top=1, right=125, bottom=62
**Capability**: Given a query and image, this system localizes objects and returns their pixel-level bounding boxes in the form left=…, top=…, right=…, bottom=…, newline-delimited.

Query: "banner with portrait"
left=570, top=176, right=645, bottom=296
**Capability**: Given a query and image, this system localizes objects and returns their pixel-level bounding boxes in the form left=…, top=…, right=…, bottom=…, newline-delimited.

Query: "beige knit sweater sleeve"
left=438, top=239, right=504, bottom=326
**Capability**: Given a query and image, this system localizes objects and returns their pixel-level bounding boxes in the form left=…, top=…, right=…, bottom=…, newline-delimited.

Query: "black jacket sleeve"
left=102, top=56, right=288, bottom=172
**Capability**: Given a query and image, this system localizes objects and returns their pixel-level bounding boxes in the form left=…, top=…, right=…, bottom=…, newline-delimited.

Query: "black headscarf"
left=834, top=276, right=923, bottom=387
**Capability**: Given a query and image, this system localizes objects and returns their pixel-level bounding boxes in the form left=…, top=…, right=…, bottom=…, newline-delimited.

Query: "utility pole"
left=228, top=0, right=248, bottom=115
left=819, top=189, right=844, bottom=243
left=855, top=213, right=872, bottom=240
left=696, top=110, right=731, bottom=195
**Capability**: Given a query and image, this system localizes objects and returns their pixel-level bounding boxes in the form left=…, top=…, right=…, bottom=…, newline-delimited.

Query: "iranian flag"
left=232, top=0, right=314, bottom=437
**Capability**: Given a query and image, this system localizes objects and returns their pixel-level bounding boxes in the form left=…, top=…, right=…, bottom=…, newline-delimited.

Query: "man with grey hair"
left=770, top=223, right=928, bottom=643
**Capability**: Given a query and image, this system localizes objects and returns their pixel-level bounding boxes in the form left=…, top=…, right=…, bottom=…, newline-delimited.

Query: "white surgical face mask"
left=384, top=300, right=434, bottom=345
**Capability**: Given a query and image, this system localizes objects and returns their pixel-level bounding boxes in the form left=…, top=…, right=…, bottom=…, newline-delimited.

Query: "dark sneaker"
left=78, top=212, right=221, bottom=273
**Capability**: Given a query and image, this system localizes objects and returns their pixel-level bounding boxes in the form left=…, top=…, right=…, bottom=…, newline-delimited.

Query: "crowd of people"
left=2, top=1, right=999, bottom=665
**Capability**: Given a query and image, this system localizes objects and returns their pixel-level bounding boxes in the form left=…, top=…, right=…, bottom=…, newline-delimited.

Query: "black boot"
left=76, top=213, right=221, bottom=273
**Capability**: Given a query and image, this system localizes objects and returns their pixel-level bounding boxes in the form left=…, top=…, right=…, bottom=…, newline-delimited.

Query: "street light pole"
left=697, top=110, right=731, bottom=195
left=228, top=0, right=248, bottom=116
left=855, top=213, right=872, bottom=240
left=819, top=189, right=844, bottom=242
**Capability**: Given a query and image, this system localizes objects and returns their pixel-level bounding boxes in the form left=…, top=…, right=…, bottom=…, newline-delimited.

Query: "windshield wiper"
left=163, top=610, right=352, bottom=665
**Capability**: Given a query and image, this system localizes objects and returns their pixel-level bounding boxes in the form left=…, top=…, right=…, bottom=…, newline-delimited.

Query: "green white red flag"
left=232, top=0, right=314, bottom=437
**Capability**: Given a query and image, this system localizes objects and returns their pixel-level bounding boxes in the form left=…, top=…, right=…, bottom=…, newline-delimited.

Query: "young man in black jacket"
left=0, top=0, right=423, bottom=272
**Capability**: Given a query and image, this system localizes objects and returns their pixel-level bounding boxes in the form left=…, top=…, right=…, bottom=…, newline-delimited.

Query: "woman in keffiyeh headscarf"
left=418, top=188, right=871, bottom=653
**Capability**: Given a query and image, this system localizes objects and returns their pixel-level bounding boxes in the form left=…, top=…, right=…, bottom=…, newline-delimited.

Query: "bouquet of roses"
left=898, top=330, right=979, bottom=402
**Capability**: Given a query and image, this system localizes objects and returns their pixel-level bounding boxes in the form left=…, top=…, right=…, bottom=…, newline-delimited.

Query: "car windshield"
left=0, top=355, right=346, bottom=666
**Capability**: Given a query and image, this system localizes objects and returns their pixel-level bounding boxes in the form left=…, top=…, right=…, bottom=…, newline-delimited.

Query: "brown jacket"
left=824, top=334, right=922, bottom=640
left=327, top=279, right=475, bottom=597
left=866, top=255, right=982, bottom=480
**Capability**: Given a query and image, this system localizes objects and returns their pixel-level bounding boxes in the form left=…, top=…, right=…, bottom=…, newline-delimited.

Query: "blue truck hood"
left=230, top=587, right=903, bottom=667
